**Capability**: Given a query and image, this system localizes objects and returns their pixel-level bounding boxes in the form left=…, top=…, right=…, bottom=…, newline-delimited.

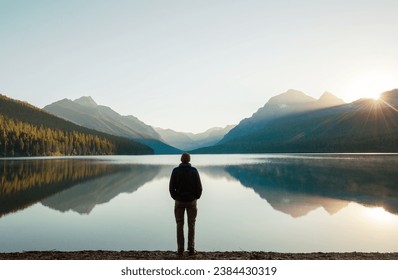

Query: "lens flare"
left=344, top=73, right=397, bottom=102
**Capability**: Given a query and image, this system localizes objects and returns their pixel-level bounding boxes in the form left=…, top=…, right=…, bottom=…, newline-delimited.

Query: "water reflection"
left=225, top=155, right=398, bottom=217
left=1, top=155, right=398, bottom=220
left=0, top=158, right=130, bottom=217
left=42, top=165, right=160, bottom=214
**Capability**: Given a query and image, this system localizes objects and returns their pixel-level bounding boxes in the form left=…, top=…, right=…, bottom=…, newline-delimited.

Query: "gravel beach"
left=1, top=251, right=398, bottom=260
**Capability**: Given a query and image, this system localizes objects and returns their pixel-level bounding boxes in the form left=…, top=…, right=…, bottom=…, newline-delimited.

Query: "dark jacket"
left=169, top=163, right=202, bottom=202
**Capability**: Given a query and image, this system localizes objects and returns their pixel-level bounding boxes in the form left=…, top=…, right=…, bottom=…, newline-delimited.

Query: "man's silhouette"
left=169, top=153, right=202, bottom=255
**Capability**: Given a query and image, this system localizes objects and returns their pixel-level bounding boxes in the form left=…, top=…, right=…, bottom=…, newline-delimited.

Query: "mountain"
left=194, top=89, right=398, bottom=153
left=155, top=125, right=235, bottom=151
left=221, top=89, right=345, bottom=143
left=43, top=96, right=180, bottom=154
left=0, top=94, right=153, bottom=156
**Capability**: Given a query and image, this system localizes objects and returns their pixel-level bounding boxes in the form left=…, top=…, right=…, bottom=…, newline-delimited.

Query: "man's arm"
left=195, top=170, right=202, bottom=199
left=169, top=169, right=177, bottom=200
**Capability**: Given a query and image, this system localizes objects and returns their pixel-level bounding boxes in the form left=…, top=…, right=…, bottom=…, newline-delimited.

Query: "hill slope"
left=0, top=94, right=153, bottom=156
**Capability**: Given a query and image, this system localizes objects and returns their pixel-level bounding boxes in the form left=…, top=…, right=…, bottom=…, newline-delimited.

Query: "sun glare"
left=367, top=207, right=395, bottom=223
left=344, top=73, right=397, bottom=102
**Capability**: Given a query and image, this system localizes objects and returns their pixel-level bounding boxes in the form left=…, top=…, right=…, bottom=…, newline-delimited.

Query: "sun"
left=344, top=73, right=398, bottom=102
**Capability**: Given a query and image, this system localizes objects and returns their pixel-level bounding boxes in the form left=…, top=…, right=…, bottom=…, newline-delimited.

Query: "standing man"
left=169, top=153, right=202, bottom=255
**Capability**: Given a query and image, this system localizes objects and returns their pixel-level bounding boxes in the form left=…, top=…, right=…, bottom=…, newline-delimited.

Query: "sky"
left=1, top=0, right=398, bottom=133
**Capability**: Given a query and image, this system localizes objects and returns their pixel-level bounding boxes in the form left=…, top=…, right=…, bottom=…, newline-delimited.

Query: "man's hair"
left=181, top=153, right=191, bottom=164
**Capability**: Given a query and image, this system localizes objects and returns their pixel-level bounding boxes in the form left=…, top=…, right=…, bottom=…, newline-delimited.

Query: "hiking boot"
left=188, top=249, right=196, bottom=255
left=177, top=250, right=184, bottom=256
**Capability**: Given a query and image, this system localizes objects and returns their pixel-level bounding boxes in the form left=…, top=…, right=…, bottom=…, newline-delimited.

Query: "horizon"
left=1, top=0, right=398, bottom=133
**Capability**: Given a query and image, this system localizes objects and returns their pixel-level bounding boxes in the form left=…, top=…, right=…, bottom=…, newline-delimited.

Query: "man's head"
left=180, top=153, right=191, bottom=164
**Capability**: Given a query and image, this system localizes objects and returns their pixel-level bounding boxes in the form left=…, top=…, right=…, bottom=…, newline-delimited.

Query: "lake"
left=1, top=154, right=398, bottom=253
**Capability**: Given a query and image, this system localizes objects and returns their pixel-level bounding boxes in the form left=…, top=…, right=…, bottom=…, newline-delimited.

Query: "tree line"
left=0, top=115, right=118, bottom=156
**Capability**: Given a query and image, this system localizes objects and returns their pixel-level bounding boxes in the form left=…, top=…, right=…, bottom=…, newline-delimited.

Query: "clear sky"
left=1, top=0, right=398, bottom=133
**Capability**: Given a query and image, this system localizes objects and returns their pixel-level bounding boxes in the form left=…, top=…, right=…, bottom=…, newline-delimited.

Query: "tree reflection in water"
left=0, top=158, right=127, bottom=217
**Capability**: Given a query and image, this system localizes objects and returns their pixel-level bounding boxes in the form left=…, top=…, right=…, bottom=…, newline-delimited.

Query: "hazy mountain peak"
left=319, top=91, right=336, bottom=99
left=381, top=88, right=398, bottom=96
left=155, top=124, right=235, bottom=151
left=267, top=89, right=316, bottom=105
left=73, top=96, right=98, bottom=107
left=318, top=92, right=345, bottom=106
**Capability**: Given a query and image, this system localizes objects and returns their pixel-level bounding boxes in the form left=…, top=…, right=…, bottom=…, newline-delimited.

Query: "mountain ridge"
left=46, top=97, right=159, bottom=139
left=44, top=97, right=180, bottom=154
left=74, top=96, right=98, bottom=107
left=220, top=89, right=346, bottom=143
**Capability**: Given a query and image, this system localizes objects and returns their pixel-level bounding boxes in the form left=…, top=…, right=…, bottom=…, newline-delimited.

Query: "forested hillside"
left=0, top=94, right=153, bottom=156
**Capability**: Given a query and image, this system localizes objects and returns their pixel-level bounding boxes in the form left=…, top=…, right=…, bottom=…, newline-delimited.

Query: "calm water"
left=1, top=154, right=398, bottom=253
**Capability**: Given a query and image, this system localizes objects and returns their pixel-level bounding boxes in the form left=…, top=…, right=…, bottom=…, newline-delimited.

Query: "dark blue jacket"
left=169, top=163, right=202, bottom=202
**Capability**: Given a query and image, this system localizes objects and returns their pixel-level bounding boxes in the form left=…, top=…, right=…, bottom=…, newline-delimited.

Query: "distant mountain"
left=155, top=125, right=235, bottom=151
left=0, top=94, right=153, bottom=156
left=221, top=89, right=345, bottom=143
left=195, top=89, right=398, bottom=153
left=44, top=96, right=180, bottom=154
left=317, top=91, right=346, bottom=107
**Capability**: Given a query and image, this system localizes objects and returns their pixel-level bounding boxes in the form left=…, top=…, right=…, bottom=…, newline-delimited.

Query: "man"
left=169, top=153, right=202, bottom=255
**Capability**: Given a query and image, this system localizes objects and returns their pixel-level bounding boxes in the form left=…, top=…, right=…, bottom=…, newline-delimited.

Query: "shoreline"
left=1, top=251, right=398, bottom=260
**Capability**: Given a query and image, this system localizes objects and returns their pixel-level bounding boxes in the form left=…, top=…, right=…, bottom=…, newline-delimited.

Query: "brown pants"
left=174, top=200, right=197, bottom=252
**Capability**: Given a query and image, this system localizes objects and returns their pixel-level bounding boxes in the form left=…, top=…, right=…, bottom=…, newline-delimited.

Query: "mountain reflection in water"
left=1, top=155, right=397, bottom=219
left=224, top=155, right=398, bottom=217
left=0, top=158, right=164, bottom=217
left=0, top=158, right=127, bottom=217
left=41, top=165, right=160, bottom=214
